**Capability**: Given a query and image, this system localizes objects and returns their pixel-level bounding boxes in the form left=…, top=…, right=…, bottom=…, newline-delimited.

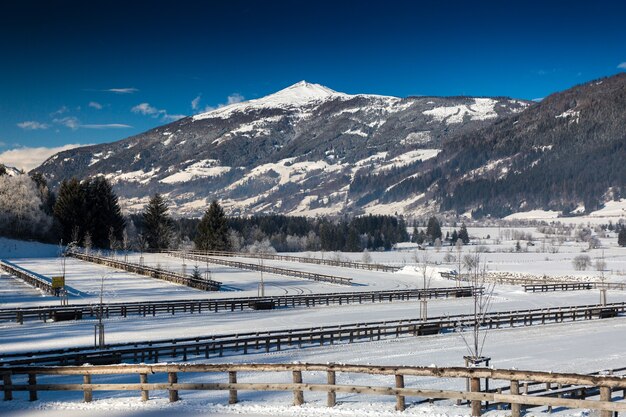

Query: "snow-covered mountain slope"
left=436, top=72, right=626, bottom=218
left=34, top=81, right=530, bottom=217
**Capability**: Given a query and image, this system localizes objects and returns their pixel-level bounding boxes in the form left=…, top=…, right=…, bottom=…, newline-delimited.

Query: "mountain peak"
left=193, top=81, right=346, bottom=120
left=267, top=80, right=342, bottom=101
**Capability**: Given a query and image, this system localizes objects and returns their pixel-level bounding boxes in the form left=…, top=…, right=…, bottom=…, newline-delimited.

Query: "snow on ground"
left=503, top=200, right=626, bottom=225
left=226, top=158, right=343, bottom=191
left=1, top=281, right=622, bottom=354
left=371, top=149, right=441, bottom=174
left=504, top=210, right=561, bottom=221
left=362, top=193, right=426, bottom=216
left=2, top=313, right=625, bottom=416
left=0, top=237, right=59, bottom=258
left=160, top=160, right=231, bottom=184
left=105, top=167, right=161, bottom=185
left=2, top=230, right=626, bottom=416
left=422, top=98, right=498, bottom=125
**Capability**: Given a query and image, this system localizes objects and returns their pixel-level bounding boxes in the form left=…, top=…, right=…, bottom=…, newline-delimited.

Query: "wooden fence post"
left=470, top=377, right=481, bottom=416
left=510, top=380, right=521, bottom=417
left=292, top=370, right=304, bottom=406
left=229, top=371, right=238, bottom=404
left=600, top=386, right=612, bottom=417
left=395, top=374, right=405, bottom=411
left=3, top=373, right=12, bottom=401
left=28, top=373, right=37, bottom=401
left=168, top=372, right=178, bottom=402
left=83, top=375, right=92, bottom=402
left=140, top=373, right=149, bottom=401
left=327, top=370, right=336, bottom=407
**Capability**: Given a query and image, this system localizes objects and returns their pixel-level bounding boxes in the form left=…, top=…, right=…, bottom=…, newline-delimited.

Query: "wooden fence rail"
left=440, top=271, right=626, bottom=291
left=169, top=250, right=401, bottom=272
left=171, top=252, right=353, bottom=286
left=0, top=260, right=59, bottom=296
left=2, top=302, right=624, bottom=367
left=2, top=363, right=626, bottom=417
left=68, top=252, right=221, bottom=291
left=0, top=286, right=481, bottom=324
left=524, top=283, right=594, bottom=292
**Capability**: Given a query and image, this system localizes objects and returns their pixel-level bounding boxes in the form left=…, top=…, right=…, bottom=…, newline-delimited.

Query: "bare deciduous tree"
left=458, top=251, right=496, bottom=362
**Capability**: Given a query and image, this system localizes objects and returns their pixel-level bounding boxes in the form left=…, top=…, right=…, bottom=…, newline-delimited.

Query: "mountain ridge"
left=33, top=80, right=533, bottom=217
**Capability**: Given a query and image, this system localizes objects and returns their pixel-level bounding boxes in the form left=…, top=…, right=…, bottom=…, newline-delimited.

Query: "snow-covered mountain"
left=34, top=81, right=530, bottom=216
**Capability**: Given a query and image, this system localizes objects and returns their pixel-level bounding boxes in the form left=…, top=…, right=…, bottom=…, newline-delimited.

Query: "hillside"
left=434, top=73, right=626, bottom=217
left=33, top=81, right=529, bottom=216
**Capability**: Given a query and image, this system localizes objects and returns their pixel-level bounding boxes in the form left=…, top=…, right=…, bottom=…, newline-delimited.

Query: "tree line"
left=0, top=171, right=411, bottom=253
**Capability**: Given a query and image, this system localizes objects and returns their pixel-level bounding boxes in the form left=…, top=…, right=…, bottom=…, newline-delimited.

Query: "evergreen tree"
left=143, top=193, right=173, bottom=249
left=191, top=265, right=202, bottom=280
left=345, top=227, right=361, bottom=252
left=195, top=200, right=231, bottom=251
left=451, top=229, right=459, bottom=244
left=458, top=223, right=470, bottom=244
left=84, top=177, right=125, bottom=249
left=619, top=229, right=626, bottom=247
left=426, top=216, right=442, bottom=243
left=0, top=165, right=6, bottom=176
left=53, top=178, right=86, bottom=244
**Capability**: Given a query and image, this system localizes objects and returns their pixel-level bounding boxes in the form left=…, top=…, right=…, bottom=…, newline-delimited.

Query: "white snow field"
left=1, top=223, right=626, bottom=417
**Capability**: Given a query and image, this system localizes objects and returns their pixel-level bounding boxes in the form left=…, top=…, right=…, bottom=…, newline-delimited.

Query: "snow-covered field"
left=1, top=223, right=626, bottom=417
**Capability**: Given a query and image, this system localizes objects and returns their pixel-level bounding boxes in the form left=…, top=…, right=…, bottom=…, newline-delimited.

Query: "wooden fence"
left=171, top=250, right=401, bottom=272
left=0, top=286, right=481, bottom=324
left=440, top=271, right=626, bottom=291
left=524, top=283, right=594, bottom=292
left=68, top=252, right=221, bottom=291
left=2, top=301, right=623, bottom=367
left=0, top=260, right=59, bottom=296
left=171, top=252, right=353, bottom=285
left=2, top=363, right=626, bottom=417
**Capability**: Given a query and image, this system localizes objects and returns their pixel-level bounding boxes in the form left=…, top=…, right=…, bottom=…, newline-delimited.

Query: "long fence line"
left=68, top=252, right=221, bottom=291
left=2, top=302, right=623, bottom=367
left=0, top=286, right=481, bottom=324
left=0, top=260, right=59, bottom=296
left=2, top=363, right=626, bottom=417
left=169, top=250, right=401, bottom=272
left=440, top=272, right=626, bottom=291
left=170, top=252, right=353, bottom=286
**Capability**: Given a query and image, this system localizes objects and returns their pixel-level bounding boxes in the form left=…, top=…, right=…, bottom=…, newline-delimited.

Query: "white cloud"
left=132, top=102, right=186, bottom=122
left=52, top=116, right=129, bottom=130
left=132, top=102, right=163, bottom=116
left=17, top=121, right=50, bottom=130
left=191, top=95, right=201, bottom=110
left=618, top=62, right=626, bottom=70
left=81, top=123, right=132, bottom=129
left=53, top=116, right=80, bottom=130
left=106, top=87, right=138, bottom=94
left=50, top=106, right=69, bottom=117
left=89, top=101, right=103, bottom=110
left=226, top=93, right=244, bottom=105
left=0, top=144, right=89, bottom=171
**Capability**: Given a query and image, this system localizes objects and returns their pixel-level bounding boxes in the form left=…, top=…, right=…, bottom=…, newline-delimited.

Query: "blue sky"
left=1, top=0, right=625, bottom=169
